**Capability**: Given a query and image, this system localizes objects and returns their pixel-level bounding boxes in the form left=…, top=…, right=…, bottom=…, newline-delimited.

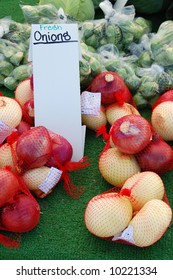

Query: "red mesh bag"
left=87, top=71, right=136, bottom=107
left=135, top=131, right=173, bottom=175
left=6, top=126, right=52, bottom=174
left=109, top=114, right=152, bottom=154
left=5, top=127, right=91, bottom=199
left=84, top=172, right=172, bottom=248
left=0, top=166, right=40, bottom=248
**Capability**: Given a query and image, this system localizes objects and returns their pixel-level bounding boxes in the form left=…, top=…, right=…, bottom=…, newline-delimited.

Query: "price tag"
left=112, top=225, right=135, bottom=244
left=81, top=91, right=101, bottom=116
left=38, top=167, right=63, bottom=194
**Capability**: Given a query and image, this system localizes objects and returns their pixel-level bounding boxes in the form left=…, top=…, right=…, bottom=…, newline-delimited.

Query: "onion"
left=0, top=168, right=19, bottom=207
left=151, top=101, right=173, bottom=141
left=120, top=171, right=164, bottom=211
left=0, top=96, right=22, bottom=128
left=125, top=199, right=172, bottom=247
left=106, top=102, right=140, bottom=126
left=22, top=166, right=62, bottom=198
left=89, top=71, right=135, bottom=106
left=135, top=132, right=173, bottom=174
left=82, top=105, right=107, bottom=131
left=84, top=192, right=133, bottom=238
left=22, top=98, right=34, bottom=126
left=15, top=77, right=34, bottom=106
left=47, top=130, right=73, bottom=167
left=16, top=126, right=52, bottom=172
left=16, top=121, right=31, bottom=135
left=1, top=193, right=40, bottom=233
left=110, top=115, right=152, bottom=154
left=0, top=143, right=16, bottom=172
left=98, top=147, right=141, bottom=186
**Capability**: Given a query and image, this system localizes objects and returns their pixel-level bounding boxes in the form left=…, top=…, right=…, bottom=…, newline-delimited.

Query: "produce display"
left=0, top=0, right=173, bottom=253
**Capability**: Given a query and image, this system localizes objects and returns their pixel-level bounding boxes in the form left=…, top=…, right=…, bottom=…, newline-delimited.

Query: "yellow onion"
left=99, top=147, right=141, bottom=186
left=120, top=171, right=164, bottom=211
left=151, top=101, right=173, bottom=141
left=22, top=166, right=62, bottom=198
left=106, top=102, right=140, bottom=126
left=84, top=192, right=133, bottom=238
left=0, top=96, right=22, bottom=128
left=15, top=78, right=33, bottom=106
left=116, top=199, right=172, bottom=247
left=82, top=105, right=107, bottom=131
left=0, top=143, right=16, bottom=172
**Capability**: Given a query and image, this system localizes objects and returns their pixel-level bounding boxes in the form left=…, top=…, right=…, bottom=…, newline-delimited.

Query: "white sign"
left=29, top=24, right=85, bottom=162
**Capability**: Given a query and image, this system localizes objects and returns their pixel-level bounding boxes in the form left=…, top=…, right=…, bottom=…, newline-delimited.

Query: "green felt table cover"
left=0, top=0, right=173, bottom=260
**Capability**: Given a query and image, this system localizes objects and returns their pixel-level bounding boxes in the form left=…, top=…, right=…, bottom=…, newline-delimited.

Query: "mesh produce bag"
left=86, top=71, right=136, bottom=107
left=84, top=172, right=172, bottom=247
left=5, top=126, right=90, bottom=198
left=0, top=166, right=40, bottom=248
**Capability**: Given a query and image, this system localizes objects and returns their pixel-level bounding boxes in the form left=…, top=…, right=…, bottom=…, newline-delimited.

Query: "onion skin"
left=16, top=126, right=52, bottom=172
left=110, top=115, right=152, bottom=154
left=47, top=131, right=73, bottom=167
left=135, top=132, right=173, bottom=174
left=0, top=168, right=19, bottom=207
left=1, top=194, right=40, bottom=233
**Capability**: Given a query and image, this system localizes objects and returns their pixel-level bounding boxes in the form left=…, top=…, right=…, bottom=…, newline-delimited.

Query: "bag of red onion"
left=1, top=126, right=90, bottom=199
left=0, top=167, right=40, bottom=248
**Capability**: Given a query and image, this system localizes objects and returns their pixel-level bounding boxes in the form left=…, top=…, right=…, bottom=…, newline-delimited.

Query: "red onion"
left=1, top=193, right=40, bottom=233
left=16, top=120, right=31, bottom=135
left=135, top=132, right=173, bottom=174
left=88, top=71, right=135, bottom=106
left=16, top=126, right=52, bottom=172
left=0, top=168, right=19, bottom=207
left=22, top=98, right=34, bottom=126
left=47, top=130, right=73, bottom=167
left=110, top=114, right=152, bottom=154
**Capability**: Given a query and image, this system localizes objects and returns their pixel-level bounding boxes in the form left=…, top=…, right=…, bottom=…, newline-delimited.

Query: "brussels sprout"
left=0, top=74, right=4, bottom=85
left=138, top=51, right=152, bottom=68
left=11, top=64, right=32, bottom=82
left=138, top=81, right=159, bottom=100
left=3, top=76, right=18, bottom=90
left=157, top=72, right=173, bottom=93
left=80, top=58, right=91, bottom=76
left=133, top=92, right=148, bottom=108
left=10, top=51, right=24, bottom=66
left=0, top=60, right=14, bottom=76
